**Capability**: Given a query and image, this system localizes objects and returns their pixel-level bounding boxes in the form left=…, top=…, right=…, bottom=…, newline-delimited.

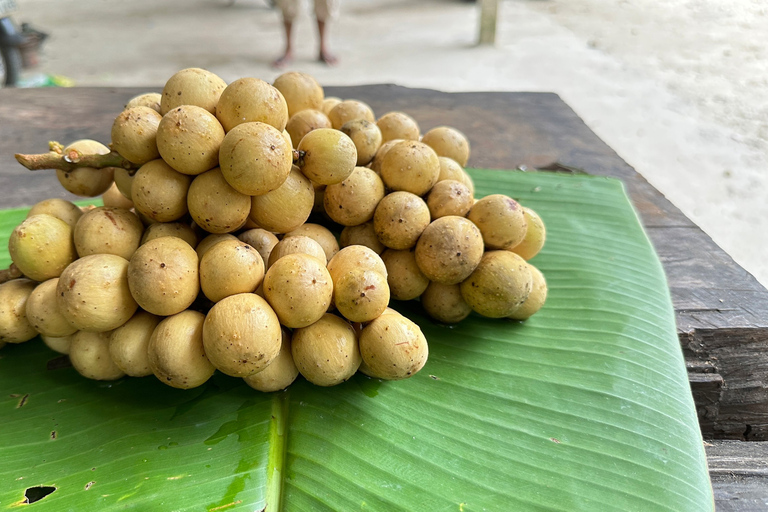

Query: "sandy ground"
left=10, top=0, right=768, bottom=286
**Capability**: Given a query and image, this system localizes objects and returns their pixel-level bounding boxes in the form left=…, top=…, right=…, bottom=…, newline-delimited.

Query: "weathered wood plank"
left=657, top=226, right=768, bottom=439
left=688, top=368, right=724, bottom=437
left=706, top=440, right=768, bottom=511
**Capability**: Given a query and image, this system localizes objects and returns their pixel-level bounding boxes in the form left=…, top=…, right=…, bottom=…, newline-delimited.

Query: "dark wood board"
left=706, top=440, right=768, bottom=511
left=2, top=85, right=768, bottom=441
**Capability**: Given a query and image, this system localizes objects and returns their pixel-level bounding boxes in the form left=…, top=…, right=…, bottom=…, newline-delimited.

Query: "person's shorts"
left=277, top=0, right=340, bottom=22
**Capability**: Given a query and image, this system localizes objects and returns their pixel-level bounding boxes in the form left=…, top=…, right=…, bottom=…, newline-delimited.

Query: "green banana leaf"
left=0, top=170, right=713, bottom=511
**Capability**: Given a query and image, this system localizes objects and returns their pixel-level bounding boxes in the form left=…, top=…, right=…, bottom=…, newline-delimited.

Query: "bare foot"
left=272, top=53, right=293, bottom=69
left=319, top=51, right=338, bottom=66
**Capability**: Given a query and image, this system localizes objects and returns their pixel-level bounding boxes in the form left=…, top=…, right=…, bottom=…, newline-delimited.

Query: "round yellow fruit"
left=9, top=214, right=76, bottom=282
left=57, top=254, right=138, bottom=332
left=292, top=313, right=361, bottom=386
left=148, top=310, right=214, bottom=389
left=359, top=312, right=428, bottom=380
left=219, top=122, right=293, bottom=196
left=203, top=293, right=282, bottom=377
left=263, top=253, right=333, bottom=328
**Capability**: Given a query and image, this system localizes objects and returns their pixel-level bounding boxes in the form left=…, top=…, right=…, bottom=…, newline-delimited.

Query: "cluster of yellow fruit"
left=0, top=68, right=546, bottom=392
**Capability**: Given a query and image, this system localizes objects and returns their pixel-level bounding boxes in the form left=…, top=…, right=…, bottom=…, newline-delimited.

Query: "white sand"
left=15, top=0, right=768, bottom=286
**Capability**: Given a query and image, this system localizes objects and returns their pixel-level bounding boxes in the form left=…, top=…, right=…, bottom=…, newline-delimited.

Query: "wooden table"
left=1, top=85, right=766, bottom=510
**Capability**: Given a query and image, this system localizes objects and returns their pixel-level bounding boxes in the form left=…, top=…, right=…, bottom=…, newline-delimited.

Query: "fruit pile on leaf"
left=0, top=68, right=547, bottom=392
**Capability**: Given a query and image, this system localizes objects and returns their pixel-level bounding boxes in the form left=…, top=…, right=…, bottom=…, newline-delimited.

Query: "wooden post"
left=478, top=0, right=498, bottom=45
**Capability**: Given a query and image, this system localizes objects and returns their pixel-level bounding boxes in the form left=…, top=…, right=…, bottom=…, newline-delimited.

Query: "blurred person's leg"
left=273, top=0, right=299, bottom=68
left=315, top=0, right=339, bottom=65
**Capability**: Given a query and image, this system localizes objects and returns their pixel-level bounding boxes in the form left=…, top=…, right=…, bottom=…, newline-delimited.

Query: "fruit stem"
left=293, top=150, right=304, bottom=166
left=0, top=264, right=22, bottom=285
left=15, top=143, right=140, bottom=173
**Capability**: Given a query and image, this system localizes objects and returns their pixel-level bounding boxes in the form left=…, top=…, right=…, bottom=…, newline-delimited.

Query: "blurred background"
left=4, top=0, right=768, bottom=286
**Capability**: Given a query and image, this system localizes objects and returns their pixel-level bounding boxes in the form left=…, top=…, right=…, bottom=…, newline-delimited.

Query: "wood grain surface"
left=706, top=440, right=768, bottom=511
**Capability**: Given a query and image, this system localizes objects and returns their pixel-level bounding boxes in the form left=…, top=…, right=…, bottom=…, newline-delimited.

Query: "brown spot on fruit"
left=103, top=210, right=119, bottom=227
